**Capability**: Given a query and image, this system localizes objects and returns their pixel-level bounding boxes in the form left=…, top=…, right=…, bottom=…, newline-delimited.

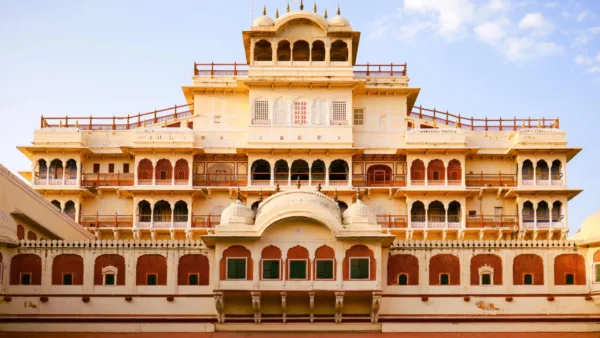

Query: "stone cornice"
left=391, top=239, right=578, bottom=250
left=17, top=239, right=207, bottom=249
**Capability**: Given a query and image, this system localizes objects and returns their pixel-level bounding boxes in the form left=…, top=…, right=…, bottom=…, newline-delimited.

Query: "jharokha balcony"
left=193, top=62, right=407, bottom=77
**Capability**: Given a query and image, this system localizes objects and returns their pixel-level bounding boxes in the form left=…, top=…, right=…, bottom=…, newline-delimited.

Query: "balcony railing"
left=135, top=214, right=190, bottom=229
left=466, top=215, right=518, bottom=228
left=522, top=215, right=564, bottom=229
left=192, top=214, right=221, bottom=228
left=34, top=172, right=78, bottom=186
left=40, top=104, right=193, bottom=131
left=81, top=173, right=134, bottom=187
left=79, top=214, right=133, bottom=228
left=193, top=174, right=248, bottom=187
left=193, top=62, right=408, bottom=77
left=353, top=174, right=407, bottom=187
left=465, top=174, right=517, bottom=187
left=377, top=215, right=408, bottom=228
left=410, top=106, right=559, bottom=131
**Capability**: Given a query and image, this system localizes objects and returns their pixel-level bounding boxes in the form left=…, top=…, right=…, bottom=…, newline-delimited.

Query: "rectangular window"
left=294, top=101, right=307, bottom=125
left=523, top=273, right=533, bottom=285
left=440, top=273, right=450, bottom=285
left=332, top=101, right=347, bottom=122
left=63, top=273, right=73, bottom=285
left=93, top=163, right=100, bottom=173
left=20, top=273, right=32, bottom=285
left=123, top=163, right=130, bottom=174
left=188, top=274, right=199, bottom=285
left=104, top=274, right=115, bottom=285
left=398, top=273, right=408, bottom=285
left=214, top=115, right=222, bottom=124
left=350, top=258, right=370, bottom=280
left=353, top=108, right=364, bottom=125
left=596, top=264, right=600, bottom=283
left=481, top=273, right=492, bottom=285
left=289, top=260, right=307, bottom=280
left=227, top=258, right=247, bottom=280
left=108, top=163, right=115, bottom=173
left=262, top=260, right=280, bottom=280
left=147, top=274, right=157, bottom=286
left=565, top=273, right=574, bottom=285
left=253, top=100, right=269, bottom=122
left=316, top=260, right=334, bottom=280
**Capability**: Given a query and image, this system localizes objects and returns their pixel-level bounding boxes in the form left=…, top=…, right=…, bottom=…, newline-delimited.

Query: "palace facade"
left=1, top=3, right=599, bottom=335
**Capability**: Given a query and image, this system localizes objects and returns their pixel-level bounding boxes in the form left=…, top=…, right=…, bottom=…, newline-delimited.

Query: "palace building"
left=1, top=3, right=599, bottom=335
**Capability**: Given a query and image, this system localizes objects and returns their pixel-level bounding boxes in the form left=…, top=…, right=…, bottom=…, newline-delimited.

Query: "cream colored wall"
left=465, top=157, right=516, bottom=174
left=81, top=157, right=134, bottom=174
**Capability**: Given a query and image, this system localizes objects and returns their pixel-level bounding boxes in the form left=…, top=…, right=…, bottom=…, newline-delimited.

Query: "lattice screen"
left=253, top=100, right=269, bottom=121
left=447, top=160, right=462, bottom=181
left=174, top=159, right=189, bottom=180
left=332, top=100, right=347, bottom=122
left=410, top=160, right=425, bottom=180
left=427, top=159, right=446, bottom=181
left=155, top=159, right=173, bottom=180
left=294, top=101, right=307, bottom=125
left=138, top=159, right=154, bottom=179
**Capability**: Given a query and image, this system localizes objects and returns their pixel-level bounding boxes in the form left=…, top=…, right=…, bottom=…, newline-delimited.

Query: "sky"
left=0, top=0, right=599, bottom=234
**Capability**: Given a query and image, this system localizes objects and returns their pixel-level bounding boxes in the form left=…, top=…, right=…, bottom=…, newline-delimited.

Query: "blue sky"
left=0, top=0, right=599, bottom=233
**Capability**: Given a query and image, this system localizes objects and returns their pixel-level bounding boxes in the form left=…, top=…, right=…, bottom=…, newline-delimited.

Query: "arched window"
left=277, top=40, right=291, bottom=61
left=410, top=160, right=425, bottom=184
left=36, top=159, right=48, bottom=182
left=537, top=201, right=549, bottom=225
left=292, top=40, right=310, bottom=61
left=337, top=201, right=349, bottom=213
left=137, top=159, right=153, bottom=185
left=64, top=201, right=76, bottom=220
left=153, top=201, right=172, bottom=227
left=155, top=159, right=173, bottom=185
left=536, top=160, right=549, bottom=183
left=254, top=39, right=272, bottom=61
left=427, top=201, right=446, bottom=225
left=293, top=99, right=308, bottom=125
left=367, top=165, right=391, bottom=186
left=174, top=159, right=189, bottom=184
left=554, top=254, right=585, bottom=285
left=522, top=201, right=534, bottom=224
left=315, top=245, right=335, bottom=280
left=427, top=159, right=445, bottom=184
left=448, top=201, right=461, bottom=225
left=252, top=98, right=269, bottom=124
left=220, top=245, right=253, bottom=281
left=274, top=160, right=289, bottom=185
left=291, top=160, right=309, bottom=181
left=343, top=245, right=375, bottom=281
left=10, top=254, right=42, bottom=285
left=207, top=163, right=234, bottom=186
left=411, top=201, right=426, bottom=223
left=447, top=159, right=461, bottom=184
left=552, top=201, right=563, bottom=223
left=136, top=255, right=167, bottom=286
left=513, top=254, right=543, bottom=285
left=311, top=160, right=326, bottom=185
left=273, top=98, right=289, bottom=125
left=251, top=160, right=271, bottom=185
left=94, top=254, right=125, bottom=286
left=52, top=254, right=84, bottom=285
left=178, top=254, right=210, bottom=285
left=49, top=159, right=63, bottom=184
left=329, top=159, right=348, bottom=185
left=65, top=159, right=77, bottom=184
left=522, top=160, right=534, bottom=183
left=470, top=254, right=502, bottom=286
left=429, top=254, right=460, bottom=285
left=17, top=224, right=24, bottom=240
left=551, top=160, right=562, bottom=183
left=387, top=254, right=418, bottom=285
left=311, top=98, right=327, bottom=125
left=330, top=40, right=349, bottom=62
left=312, top=40, right=325, bottom=61
left=174, top=201, right=189, bottom=225
left=51, top=200, right=61, bottom=210
left=286, top=245, right=310, bottom=280
left=137, top=200, right=152, bottom=224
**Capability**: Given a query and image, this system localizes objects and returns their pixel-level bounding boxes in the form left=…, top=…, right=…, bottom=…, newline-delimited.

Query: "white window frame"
left=273, top=98, right=289, bottom=125
left=311, top=98, right=328, bottom=125
left=188, top=272, right=200, bottom=285
left=397, top=273, right=409, bottom=285
left=226, top=257, right=248, bottom=281
left=287, top=258, right=309, bottom=280
left=102, top=265, right=118, bottom=286
left=314, top=258, right=335, bottom=281
left=213, top=115, right=222, bottom=124
left=478, top=265, right=494, bottom=286
left=331, top=100, right=347, bottom=125
left=261, top=259, right=282, bottom=280
left=252, top=99, right=269, bottom=124
left=523, top=272, right=534, bottom=285
left=353, top=108, right=364, bottom=126
left=594, top=263, right=600, bottom=283
left=439, top=272, right=450, bottom=285
left=62, top=272, right=74, bottom=285
left=349, top=257, right=370, bottom=281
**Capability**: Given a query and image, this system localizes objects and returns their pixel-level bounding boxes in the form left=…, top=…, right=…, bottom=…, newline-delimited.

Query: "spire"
left=276, top=8, right=279, bottom=18
left=258, top=189, right=264, bottom=202
left=286, top=2, right=290, bottom=12
left=263, top=5, right=267, bottom=16
left=300, top=0, right=304, bottom=10
left=333, top=189, right=339, bottom=201
left=337, top=5, right=341, bottom=15
left=236, top=187, right=243, bottom=201
left=314, top=2, right=317, bottom=13
left=324, top=9, right=328, bottom=19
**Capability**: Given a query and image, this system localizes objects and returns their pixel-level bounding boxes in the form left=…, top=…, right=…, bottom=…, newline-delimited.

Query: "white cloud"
left=403, top=0, right=475, bottom=40
left=502, top=37, right=563, bottom=61
left=517, top=1, right=537, bottom=7
left=398, top=21, right=436, bottom=39
left=587, top=66, right=600, bottom=73
left=518, top=12, right=554, bottom=35
left=577, top=10, right=591, bottom=22
left=475, top=18, right=510, bottom=44
left=574, top=55, right=593, bottom=65
left=545, top=1, right=559, bottom=9
left=487, top=0, right=509, bottom=12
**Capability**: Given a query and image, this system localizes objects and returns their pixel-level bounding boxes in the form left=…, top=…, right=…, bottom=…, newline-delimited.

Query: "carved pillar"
left=334, top=292, right=344, bottom=323
left=214, top=292, right=225, bottom=323
left=371, top=292, right=382, bottom=323
left=251, top=291, right=261, bottom=324
left=281, top=291, right=287, bottom=323
left=309, top=291, right=315, bottom=323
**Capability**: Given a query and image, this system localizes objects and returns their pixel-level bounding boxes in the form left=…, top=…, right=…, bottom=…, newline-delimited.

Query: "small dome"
left=329, top=15, right=350, bottom=27
left=0, top=210, right=18, bottom=244
left=253, top=15, right=275, bottom=27
left=342, top=199, right=377, bottom=225
left=220, top=200, right=255, bottom=225
left=570, top=210, right=600, bottom=242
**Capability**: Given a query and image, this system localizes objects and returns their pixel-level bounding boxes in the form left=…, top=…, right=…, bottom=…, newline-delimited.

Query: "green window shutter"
left=263, top=260, right=280, bottom=279
left=481, top=274, right=491, bottom=285
left=63, top=274, right=73, bottom=285
left=523, top=274, right=533, bottom=285
left=595, top=265, right=600, bottom=282
left=398, top=274, right=408, bottom=285
left=189, top=274, right=199, bottom=285
left=104, top=274, right=115, bottom=285
left=228, top=259, right=246, bottom=279
left=565, top=274, right=574, bottom=285
left=147, top=274, right=157, bottom=285
left=351, top=258, right=369, bottom=279
left=440, top=273, right=449, bottom=285
left=316, top=260, right=333, bottom=279
left=289, top=260, right=307, bottom=279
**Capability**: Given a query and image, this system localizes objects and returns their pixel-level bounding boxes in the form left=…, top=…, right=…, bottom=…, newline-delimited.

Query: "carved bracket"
left=309, top=291, right=315, bottom=323
left=214, top=292, right=225, bottom=323
left=371, top=292, right=382, bottom=323
left=251, top=291, right=261, bottom=324
left=281, top=292, right=287, bottom=323
left=335, top=292, right=344, bottom=324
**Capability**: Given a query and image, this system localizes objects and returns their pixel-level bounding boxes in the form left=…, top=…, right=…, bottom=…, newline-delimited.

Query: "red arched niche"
left=343, top=245, right=376, bottom=281
left=136, top=254, right=167, bottom=285
left=470, top=254, right=502, bottom=285
left=367, top=165, right=392, bottom=186
left=17, top=225, right=25, bottom=240
left=429, top=254, right=460, bottom=285
left=94, top=254, right=126, bottom=285
left=220, top=245, right=253, bottom=281
left=52, top=254, right=84, bottom=285
left=287, top=245, right=310, bottom=280
left=387, top=254, right=419, bottom=285
left=10, top=254, right=42, bottom=285
left=513, top=254, right=544, bottom=285
left=594, top=250, right=600, bottom=262
left=27, top=231, right=37, bottom=240
left=178, top=254, right=210, bottom=285
left=554, top=254, right=586, bottom=285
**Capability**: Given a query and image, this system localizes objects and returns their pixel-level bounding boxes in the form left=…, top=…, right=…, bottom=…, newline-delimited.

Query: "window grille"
left=353, top=108, right=364, bottom=125
left=332, top=100, right=347, bottom=122
left=294, top=101, right=307, bottom=125
left=312, top=99, right=327, bottom=125
left=253, top=100, right=269, bottom=122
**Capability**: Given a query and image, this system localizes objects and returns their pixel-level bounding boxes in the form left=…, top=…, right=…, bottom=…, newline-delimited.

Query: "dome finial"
left=236, top=187, right=243, bottom=201
left=258, top=189, right=264, bottom=202
left=286, top=2, right=290, bottom=12
left=276, top=8, right=279, bottom=18
left=356, top=188, right=362, bottom=201
left=300, top=0, right=304, bottom=10
left=276, top=182, right=281, bottom=192
left=324, top=9, right=328, bottom=19
left=333, top=189, right=339, bottom=201
left=317, top=182, right=322, bottom=192
left=337, top=5, right=341, bottom=15
left=314, top=2, right=317, bottom=13
left=263, top=5, right=267, bottom=16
